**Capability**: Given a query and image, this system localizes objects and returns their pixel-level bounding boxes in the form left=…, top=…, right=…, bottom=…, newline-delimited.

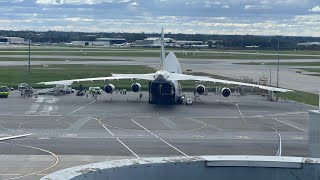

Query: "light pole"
left=269, top=68, right=272, bottom=86
left=276, top=39, right=280, bottom=88
left=28, top=32, right=31, bottom=97
left=241, top=36, right=244, bottom=49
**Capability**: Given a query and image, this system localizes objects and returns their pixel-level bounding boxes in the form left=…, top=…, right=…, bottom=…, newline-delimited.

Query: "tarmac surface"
left=0, top=90, right=313, bottom=179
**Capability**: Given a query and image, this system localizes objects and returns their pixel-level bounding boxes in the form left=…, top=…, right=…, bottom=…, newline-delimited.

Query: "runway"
left=0, top=90, right=312, bottom=179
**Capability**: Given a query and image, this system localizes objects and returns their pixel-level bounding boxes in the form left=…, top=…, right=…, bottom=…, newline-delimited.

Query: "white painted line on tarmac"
left=263, top=125, right=278, bottom=132
left=273, top=118, right=308, bottom=132
left=251, top=115, right=263, bottom=118
left=38, top=137, right=51, bottom=140
left=58, top=100, right=96, bottom=119
left=292, top=136, right=304, bottom=140
left=25, top=103, right=40, bottom=115
left=40, top=105, right=53, bottom=115
left=245, top=111, right=307, bottom=119
left=99, top=119, right=140, bottom=159
left=54, top=99, right=97, bottom=127
left=0, top=134, right=32, bottom=141
left=0, top=125, right=15, bottom=132
left=235, top=136, right=252, bottom=139
left=0, top=114, right=62, bottom=117
left=116, top=137, right=140, bottom=159
left=192, top=135, right=205, bottom=139
left=35, top=97, right=44, bottom=103
left=131, top=118, right=189, bottom=157
left=234, top=101, right=247, bottom=125
left=102, top=124, right=115, bottom=137
left=264, top=111, right=307, bottom=117
left=62, top=134, right=77, bottom=137
left=45, top=97, right=59, bottom=104
left=0, top=174, right=21, bottom=176
left=196, top=116, right=240, bottom=119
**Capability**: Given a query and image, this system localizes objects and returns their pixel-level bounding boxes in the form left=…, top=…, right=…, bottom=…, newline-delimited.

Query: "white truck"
left=89, top=87, right=102, bottom=94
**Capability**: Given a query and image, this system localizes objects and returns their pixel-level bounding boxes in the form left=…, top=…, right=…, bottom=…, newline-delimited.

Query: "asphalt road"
left=0, top=90, right=313, bottom=179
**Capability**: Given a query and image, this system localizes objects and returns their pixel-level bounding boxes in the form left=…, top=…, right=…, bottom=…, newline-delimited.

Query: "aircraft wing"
left=111, top=73, right=155, bottom=80
left=168, top=73, right=293, bottom=92
left=38, top=77, right=117, bottom=85
left=38, top=73, right=156, bottom=85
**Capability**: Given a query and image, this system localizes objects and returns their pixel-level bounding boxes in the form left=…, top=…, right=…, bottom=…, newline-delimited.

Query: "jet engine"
left=104, top=84, right=115, bottom=94
left=196, top=85, right=205, bottom=95
left=221, top=87, right=231, bottom=97
left=131, top=83, right=141, bottom=92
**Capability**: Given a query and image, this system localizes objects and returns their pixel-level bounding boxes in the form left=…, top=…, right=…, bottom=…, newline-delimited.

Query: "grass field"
left=235, top=62, right=320, bottom=66
left=276, top=91, right=319, bottom=106
left=2, top=47, right=320, bottom=55
left=0, top=65, right=154, bottom=88
left=1, top=48, right=320, bottom=59
left=0, top=64, right=217, bottom=89
left=0, top=63, right=318, bottom=106
left=0, top=47, right=146, bottom=51
left=300, top=68, right=320, bottom=73
left=214, top=49, right=320, bottom=55
left=0, top=57, right=133, bottom=61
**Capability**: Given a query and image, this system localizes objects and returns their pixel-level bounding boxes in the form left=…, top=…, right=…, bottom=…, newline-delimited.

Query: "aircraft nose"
left=155, top=73, right=165, bottom=80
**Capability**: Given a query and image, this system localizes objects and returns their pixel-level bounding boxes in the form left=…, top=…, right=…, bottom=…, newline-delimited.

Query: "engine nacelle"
left=221, top=87, right=231, bottom=97
left=131, top=83, right=141, bottom=92
left=104, top=84, right=115, bottom=94
left=196, top=85, right=205, bottom=95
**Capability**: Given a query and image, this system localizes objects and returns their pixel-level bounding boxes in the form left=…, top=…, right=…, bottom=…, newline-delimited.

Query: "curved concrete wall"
left=42, top=156, right=320, bottom=180
left=309, top=110, right=320, bottom=158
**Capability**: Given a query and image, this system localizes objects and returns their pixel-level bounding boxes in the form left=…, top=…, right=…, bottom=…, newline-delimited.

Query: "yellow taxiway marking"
left=185, top=119, right=207, bottom=132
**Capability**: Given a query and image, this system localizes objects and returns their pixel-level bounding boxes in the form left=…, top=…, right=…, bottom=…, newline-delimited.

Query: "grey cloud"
left=0, top=0, right=319, bottom=36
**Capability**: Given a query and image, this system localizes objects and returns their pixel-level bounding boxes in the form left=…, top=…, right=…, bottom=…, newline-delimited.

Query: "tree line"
left=1, top=30, right=320, bottom=50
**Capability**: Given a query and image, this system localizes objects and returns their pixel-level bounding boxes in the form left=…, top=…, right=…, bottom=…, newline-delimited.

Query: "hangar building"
left=0, top=37, right=25, bottom=44
left=96, top=38, right=126, bottom=45
left=71, top=38, right=126, bottom=46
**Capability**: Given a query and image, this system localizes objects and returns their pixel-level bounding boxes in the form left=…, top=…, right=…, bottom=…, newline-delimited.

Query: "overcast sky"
left=0, top=0, right=320, bottom=36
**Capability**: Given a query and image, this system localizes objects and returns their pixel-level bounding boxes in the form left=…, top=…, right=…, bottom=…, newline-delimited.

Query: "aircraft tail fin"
left=160, top=27, right=165, bottom=70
